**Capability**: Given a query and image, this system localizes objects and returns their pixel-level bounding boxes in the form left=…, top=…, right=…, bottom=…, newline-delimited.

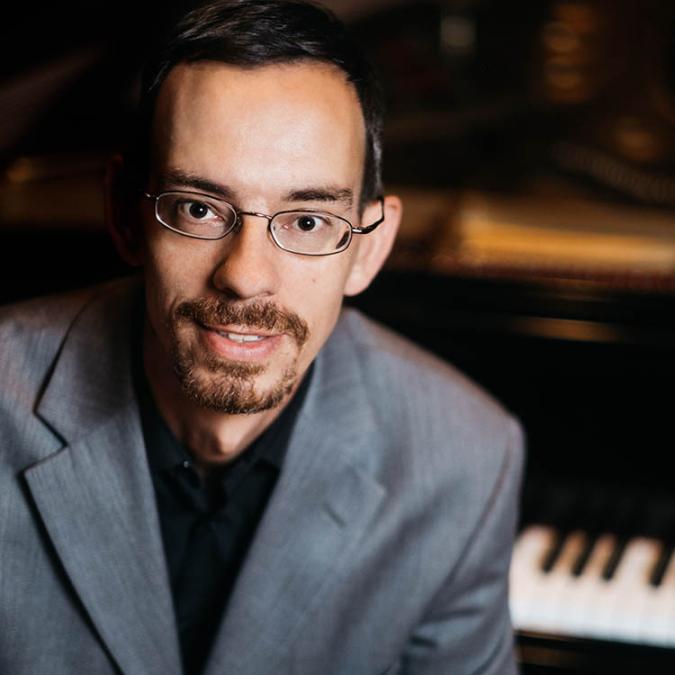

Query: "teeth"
left=218, top=331, right=265, bottom=343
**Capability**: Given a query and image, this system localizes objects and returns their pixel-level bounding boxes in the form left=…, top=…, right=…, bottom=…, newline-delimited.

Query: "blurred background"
left=2, top=1, right=675, bottom=673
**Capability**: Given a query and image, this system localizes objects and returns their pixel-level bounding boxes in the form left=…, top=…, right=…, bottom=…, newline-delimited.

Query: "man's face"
left=139, top=61, right=374, bottom=413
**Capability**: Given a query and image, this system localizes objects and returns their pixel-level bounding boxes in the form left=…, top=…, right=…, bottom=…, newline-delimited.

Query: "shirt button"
left=182, top=460, right=190, bottom=469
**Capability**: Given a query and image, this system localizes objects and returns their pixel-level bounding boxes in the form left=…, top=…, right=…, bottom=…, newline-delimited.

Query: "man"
left=0, top=2, right=524, bottom=674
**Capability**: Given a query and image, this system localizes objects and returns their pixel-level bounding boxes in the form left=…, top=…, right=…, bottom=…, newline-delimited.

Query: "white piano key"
left=561, top=533, right=616, bottom=638
left=576, top=537, right=632, bottom=641
left=509, top=525, right=556, bottom=630
left=603, top=537, right=661, bottom=643
left=637, top=544, right=675, bottom=646
left=529, top=530, right=587, bottom=635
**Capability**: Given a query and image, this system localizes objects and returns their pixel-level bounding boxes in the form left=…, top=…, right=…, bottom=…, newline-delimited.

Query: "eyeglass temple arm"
left=351, top=196, right=385, bottom=234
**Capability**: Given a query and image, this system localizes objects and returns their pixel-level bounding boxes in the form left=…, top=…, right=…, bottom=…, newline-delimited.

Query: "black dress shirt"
left=134, top=357, right=312, bottom=675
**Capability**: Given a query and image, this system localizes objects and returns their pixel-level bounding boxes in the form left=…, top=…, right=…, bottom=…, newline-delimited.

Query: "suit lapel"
left=205, top=312, right=386, bottom=675
left=25, top=281, right=181, bottom=675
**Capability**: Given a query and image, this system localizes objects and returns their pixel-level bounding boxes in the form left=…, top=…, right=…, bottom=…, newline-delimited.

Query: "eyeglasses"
left=141, top=190, right=385, bottom=256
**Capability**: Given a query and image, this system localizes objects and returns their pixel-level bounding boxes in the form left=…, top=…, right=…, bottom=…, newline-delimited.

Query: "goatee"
left=168, top=296, right=309, bottom=414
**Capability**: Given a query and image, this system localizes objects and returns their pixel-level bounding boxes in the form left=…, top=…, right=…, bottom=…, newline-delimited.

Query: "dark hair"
left=126, top=0, right=384, bottom=207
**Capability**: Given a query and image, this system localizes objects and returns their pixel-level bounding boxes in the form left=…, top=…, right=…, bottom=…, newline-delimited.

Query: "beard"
left=168, top=296, right=309, bottom=414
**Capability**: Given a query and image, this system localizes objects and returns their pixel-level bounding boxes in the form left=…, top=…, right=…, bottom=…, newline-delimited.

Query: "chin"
left=176, top=362, right=297, bottom=415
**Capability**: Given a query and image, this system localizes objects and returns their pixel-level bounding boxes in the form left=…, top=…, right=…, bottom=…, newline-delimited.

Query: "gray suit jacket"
left=0, top=279, right=524, bottom=675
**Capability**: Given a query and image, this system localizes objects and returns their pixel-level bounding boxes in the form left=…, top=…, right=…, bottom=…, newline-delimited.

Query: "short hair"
left=125, top=0, right=384, bottom=208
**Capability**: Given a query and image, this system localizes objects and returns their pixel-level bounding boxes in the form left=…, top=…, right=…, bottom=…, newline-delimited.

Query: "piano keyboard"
left=510, top=525, right=675, bottom=647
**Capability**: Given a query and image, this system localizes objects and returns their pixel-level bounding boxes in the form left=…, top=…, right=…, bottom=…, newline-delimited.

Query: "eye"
left=293, top=214, right=327, bottom=232
left=178, top=200, right=218, bottom=221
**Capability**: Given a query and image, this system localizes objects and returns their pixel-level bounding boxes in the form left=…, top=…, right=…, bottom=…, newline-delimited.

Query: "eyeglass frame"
left=140, top=190, right=385, bottom=257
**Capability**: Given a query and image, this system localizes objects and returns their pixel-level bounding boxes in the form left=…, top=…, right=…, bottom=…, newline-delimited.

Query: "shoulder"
left=0, top=278, right=138, bottom=409
left=1, top=287, right=98, bottom=342
left=337, top=306, right=516, bottom=435
left=334, top=307, right=524, bottom=507
left=0, top=278, right=134, bottom=356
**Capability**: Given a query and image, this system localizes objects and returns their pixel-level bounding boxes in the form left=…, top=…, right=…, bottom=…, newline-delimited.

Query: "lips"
left=199, top=323, right=284, bottom=361
left=205, top=322, right=279, bottom=343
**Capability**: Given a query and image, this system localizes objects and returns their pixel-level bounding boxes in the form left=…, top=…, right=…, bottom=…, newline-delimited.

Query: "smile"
left=197, top=323, right=284, bottom=362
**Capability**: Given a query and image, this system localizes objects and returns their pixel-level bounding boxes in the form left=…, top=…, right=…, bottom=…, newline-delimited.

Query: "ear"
left=104, top=154, right=144, bottom=267
left=344, top=194, right=402, bottom=297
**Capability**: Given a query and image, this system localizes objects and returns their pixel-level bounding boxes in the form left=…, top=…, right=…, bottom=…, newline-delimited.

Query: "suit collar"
left=26, top=279, right=182, bottom=675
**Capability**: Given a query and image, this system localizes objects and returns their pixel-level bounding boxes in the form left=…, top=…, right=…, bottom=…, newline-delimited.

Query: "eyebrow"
left=158, top=169, right=354, bottom=209
left=285, top=187, right=354, bottom=208
left=158, top=169, right=236, bottom=200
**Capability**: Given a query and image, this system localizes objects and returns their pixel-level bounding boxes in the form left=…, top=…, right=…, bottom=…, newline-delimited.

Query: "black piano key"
left=596, top=489, right=644, bottom=583
left=535, top=481, right=595, bottom=574
left=572, top=533, right=597, bottom=577
left=602, top=536, right=628, bottom=581
left=650, top=542, right=674, bottom=587
left=541, top=532, right=567, bottom=573
left=569, top=489, right=611, bottom=577
left=527, top=482, right=574, bottom=573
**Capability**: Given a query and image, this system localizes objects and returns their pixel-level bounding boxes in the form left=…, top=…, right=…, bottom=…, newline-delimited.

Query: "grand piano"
left=355, top=251, right=675, bottom=674
left=2, top=1, right=675, bottom=672
left=347, top=2, right=675, bottom=668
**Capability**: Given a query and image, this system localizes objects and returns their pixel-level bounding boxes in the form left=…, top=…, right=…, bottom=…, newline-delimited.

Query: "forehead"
left=150, top=61, right=366, bottom=197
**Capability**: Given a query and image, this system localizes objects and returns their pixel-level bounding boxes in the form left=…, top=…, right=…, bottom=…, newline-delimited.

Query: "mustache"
left=175, top=296, right=309, bottom=347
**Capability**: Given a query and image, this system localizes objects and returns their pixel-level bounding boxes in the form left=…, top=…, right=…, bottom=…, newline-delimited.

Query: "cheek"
left=141, top=238, right=212, bottom=341
left=144, top=231, right=217, bottom=296
left=143, top=251, right=180, bottom=324
left=296, top=272, right=350, bottom=344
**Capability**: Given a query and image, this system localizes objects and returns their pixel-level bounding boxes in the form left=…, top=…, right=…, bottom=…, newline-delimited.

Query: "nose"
left=211, top=214, right=280, bottom=300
